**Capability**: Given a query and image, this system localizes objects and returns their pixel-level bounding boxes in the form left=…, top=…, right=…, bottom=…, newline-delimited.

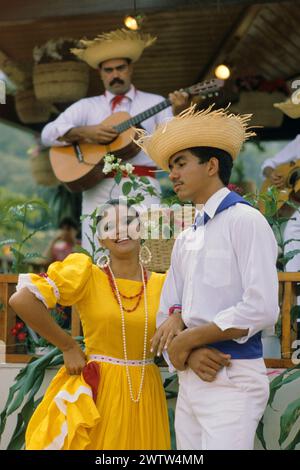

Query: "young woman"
left=9, top=200, right=184, bottom=450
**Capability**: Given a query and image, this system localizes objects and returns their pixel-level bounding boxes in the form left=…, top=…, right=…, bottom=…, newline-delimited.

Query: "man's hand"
left=62, top=342, right=87, bottom=375
left=187, top=347, right=231, bottom=382
left=167, top=329, right=192, bottom=371
left=150, top=311, right=185, bottom=357
left=264, top=166, right=285, bottom=189
left=64, top=124, right=119, bottom=144
left=169, top=90, right=190, bottom=115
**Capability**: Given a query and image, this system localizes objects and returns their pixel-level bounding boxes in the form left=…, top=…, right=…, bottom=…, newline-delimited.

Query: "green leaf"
left=283, top=427, right=300, bottom=450
left=279, top=396, right=300, bottom=446
left=140, top=176, right=150, bottom=185
left=256, top=418, right=267, bottom=449
left=122, top=181, right=133, bottom=196
left=114, top=171, right=122, bottom=185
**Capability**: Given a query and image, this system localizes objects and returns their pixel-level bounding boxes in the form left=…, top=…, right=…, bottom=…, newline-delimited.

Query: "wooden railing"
left=265, top=272, right=300, bottom=369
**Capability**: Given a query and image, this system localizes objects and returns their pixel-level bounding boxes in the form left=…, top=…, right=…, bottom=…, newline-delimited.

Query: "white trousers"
left=283, top=209, right=300, bottom=272
left=81, top=176, right=161, bottom=252
left=175, top=358, right=269, bottom=450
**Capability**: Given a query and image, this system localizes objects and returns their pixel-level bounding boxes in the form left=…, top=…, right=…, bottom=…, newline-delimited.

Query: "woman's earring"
left=139, top=245, right=152, bottom=265
left=97, top=254, right=111, bottom=269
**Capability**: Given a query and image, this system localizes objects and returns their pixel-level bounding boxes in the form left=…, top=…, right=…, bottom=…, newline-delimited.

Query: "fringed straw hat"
left=71, top=29, right=156, bottom=69
left=273, top=88, right=300, bottom=119
left=134, top=105, right=256, bottom=171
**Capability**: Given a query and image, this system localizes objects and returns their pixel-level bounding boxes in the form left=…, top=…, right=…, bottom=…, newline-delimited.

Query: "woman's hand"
left=62, top=342, right=87, bottom=375
left=150, top=311, right=185, bottom=357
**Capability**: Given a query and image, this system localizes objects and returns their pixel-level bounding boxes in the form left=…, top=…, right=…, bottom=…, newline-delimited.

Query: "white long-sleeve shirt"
left=158, top=188, right=279, bottom=355
left=261, top=134, right=300, bottom=172
left=41, top=85, right=173, bottom=167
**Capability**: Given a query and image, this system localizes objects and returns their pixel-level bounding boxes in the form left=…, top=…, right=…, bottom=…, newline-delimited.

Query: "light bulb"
left=124, top=15, right=139, bottom=30
left=214, top=64, right=231, bottom=80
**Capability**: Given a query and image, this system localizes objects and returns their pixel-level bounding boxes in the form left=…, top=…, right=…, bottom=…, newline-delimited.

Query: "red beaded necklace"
left=104, top=265, right=148, bottom=313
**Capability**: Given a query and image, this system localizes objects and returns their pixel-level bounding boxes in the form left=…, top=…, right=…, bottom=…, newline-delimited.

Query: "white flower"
left=104, top=153, right=115, bottom=164
left=102, top=162, right=113, bottom=174
left=125, top=163, right=134, bottom=174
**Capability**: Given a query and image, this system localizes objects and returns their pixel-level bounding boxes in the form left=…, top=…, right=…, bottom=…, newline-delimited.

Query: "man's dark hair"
left=188, top=146, right=233, bottom=186
left=58, top=217, right=78, bottom=230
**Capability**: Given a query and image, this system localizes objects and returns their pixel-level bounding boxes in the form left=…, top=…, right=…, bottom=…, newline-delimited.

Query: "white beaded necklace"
left=107, top=263, right=148, bottom=403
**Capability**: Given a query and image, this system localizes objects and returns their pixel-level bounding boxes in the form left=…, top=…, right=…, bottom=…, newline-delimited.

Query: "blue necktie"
left=192, top=191, right=251, bottom=231
left=192, top=212, right=210, bottom=231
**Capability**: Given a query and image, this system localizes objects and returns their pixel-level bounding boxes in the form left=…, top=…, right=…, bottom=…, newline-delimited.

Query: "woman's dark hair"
left=96, top=199, right=139, bottom=225
left=58, top=217, right=78, bottom=230
left=188, top=146, right=233, bottom=186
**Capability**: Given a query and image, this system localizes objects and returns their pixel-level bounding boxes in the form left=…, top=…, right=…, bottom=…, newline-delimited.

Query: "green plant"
left=244, top=186, right=300, bottom=271
left=256, top=365, right=300, bottom=450
left=0, top=199, right=50, bottom=273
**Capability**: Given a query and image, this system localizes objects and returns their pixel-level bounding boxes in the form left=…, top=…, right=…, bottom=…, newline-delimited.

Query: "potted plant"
left=32, top=37, right=89, bottom=103
left=0, top=195, right=50, bottom=361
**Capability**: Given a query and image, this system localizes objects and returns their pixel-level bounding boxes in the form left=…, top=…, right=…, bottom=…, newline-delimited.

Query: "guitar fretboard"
left=113, top=98, right=172, bottom=133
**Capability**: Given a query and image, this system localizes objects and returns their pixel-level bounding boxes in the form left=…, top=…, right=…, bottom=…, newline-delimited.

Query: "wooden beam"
left=0, top=1, right=294, bottom=23
left=202, top=4, right=263, bottom=80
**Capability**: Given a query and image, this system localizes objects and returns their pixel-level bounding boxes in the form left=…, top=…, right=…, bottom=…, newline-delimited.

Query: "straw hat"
left=273, top=88, right=300, bottom=119
left=135, top=105, right=256, bottom=171
left=71, top=29, right=156, bottom=69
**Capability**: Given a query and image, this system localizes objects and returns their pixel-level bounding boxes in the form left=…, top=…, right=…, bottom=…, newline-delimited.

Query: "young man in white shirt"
left=41, top=29, right=188, bottom=250
left=137, top=106, right=279, bottom=450
left=262, top=134, right=300, bottom=272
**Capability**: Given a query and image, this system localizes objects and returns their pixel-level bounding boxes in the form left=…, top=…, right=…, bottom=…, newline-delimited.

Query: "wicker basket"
left=141, top=206, right=195, bottom=273
left=230, top=91, right=286, bottom=128
left=15, top=88, right=52, bottom=124
left=33, top=61, right=89, bottom=103
left=29, top=150, right=59, bottom=187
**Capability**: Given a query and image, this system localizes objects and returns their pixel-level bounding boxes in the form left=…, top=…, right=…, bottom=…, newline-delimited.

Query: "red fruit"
left=15, top=322, right=24, bottom=331
left=11, top=328, right=18, bottom=336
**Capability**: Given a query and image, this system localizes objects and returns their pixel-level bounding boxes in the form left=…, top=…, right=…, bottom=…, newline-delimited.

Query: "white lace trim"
left=89, top=354, right=154, bottom=366
left=17, top=274, right=48, bottom=308
left=17, top=273, right=60, bottom=308
left=43, top=385, right=92, bottom=450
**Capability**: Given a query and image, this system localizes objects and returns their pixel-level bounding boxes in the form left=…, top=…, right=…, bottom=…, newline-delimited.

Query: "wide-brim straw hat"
left=273, top=88, right=300, bottom=119
left=71, top=29, right=156, bottom=69
left=135, top=105, right=256, bottom=172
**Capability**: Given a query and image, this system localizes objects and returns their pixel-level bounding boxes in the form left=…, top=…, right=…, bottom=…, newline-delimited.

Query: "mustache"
left=110, top=78, right=124, bottom=86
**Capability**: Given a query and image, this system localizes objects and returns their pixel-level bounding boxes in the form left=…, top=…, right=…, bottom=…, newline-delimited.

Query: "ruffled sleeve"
left=16, top=253, right=92, bottom=308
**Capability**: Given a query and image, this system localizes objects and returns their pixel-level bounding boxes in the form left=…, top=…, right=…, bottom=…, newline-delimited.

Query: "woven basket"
left=29, top=150, right=59, bottom=187
left=15, top=89, right=52, bottom=124
left=141, top=206, right=195, bottom=273
left=230, top=91, right=286, bottom=128
left=33, top=61, right=89, bottom=103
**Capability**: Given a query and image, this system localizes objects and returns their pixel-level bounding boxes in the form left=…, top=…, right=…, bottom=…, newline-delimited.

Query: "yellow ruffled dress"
left=18, top=253, right=170, bottom=450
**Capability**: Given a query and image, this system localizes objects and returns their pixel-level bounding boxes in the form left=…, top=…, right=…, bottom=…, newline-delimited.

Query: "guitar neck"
left=114, top=97, right=172, bottom=133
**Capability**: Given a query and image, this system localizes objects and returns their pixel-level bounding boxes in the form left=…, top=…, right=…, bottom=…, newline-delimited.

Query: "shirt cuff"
left=213, top=317, right=253, bottom=344
left=42, top=124, right=74, bottom=147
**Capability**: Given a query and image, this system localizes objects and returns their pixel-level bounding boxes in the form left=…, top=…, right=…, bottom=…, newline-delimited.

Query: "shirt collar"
left=203, top=187, right=230, bottom=220
left=105, top=85, right=135, bottom=104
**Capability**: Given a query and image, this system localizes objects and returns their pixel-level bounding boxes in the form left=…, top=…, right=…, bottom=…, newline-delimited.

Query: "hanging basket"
left=140, top=206, right=195, bottom=273
left=14, top=89, right=52, bottom=124
left=33, top=61, right=89, bottom=103
left=230, top=91, right=286, bottom=128
left=29, top=150, right=59, bottom=187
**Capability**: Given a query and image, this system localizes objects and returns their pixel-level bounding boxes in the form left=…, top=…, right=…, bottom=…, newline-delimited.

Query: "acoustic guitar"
left=49, top=79, right=224, bottom=192
left=260, top=159, right=300, bottom=214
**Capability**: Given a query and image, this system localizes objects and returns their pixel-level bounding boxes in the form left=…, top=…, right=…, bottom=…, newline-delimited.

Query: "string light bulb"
left=214, top=64, right=231, bottom=80
left=124, top=1, right=144, bottom=30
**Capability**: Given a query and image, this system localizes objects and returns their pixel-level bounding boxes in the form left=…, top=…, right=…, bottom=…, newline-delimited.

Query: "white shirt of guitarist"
left=261, top=134, right=300, bottom=173
left=41, top=85, right=173, bottom=167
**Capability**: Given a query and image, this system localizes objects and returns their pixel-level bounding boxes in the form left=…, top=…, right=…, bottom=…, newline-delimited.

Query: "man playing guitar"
left=41, top=29, right=189, bottom=251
